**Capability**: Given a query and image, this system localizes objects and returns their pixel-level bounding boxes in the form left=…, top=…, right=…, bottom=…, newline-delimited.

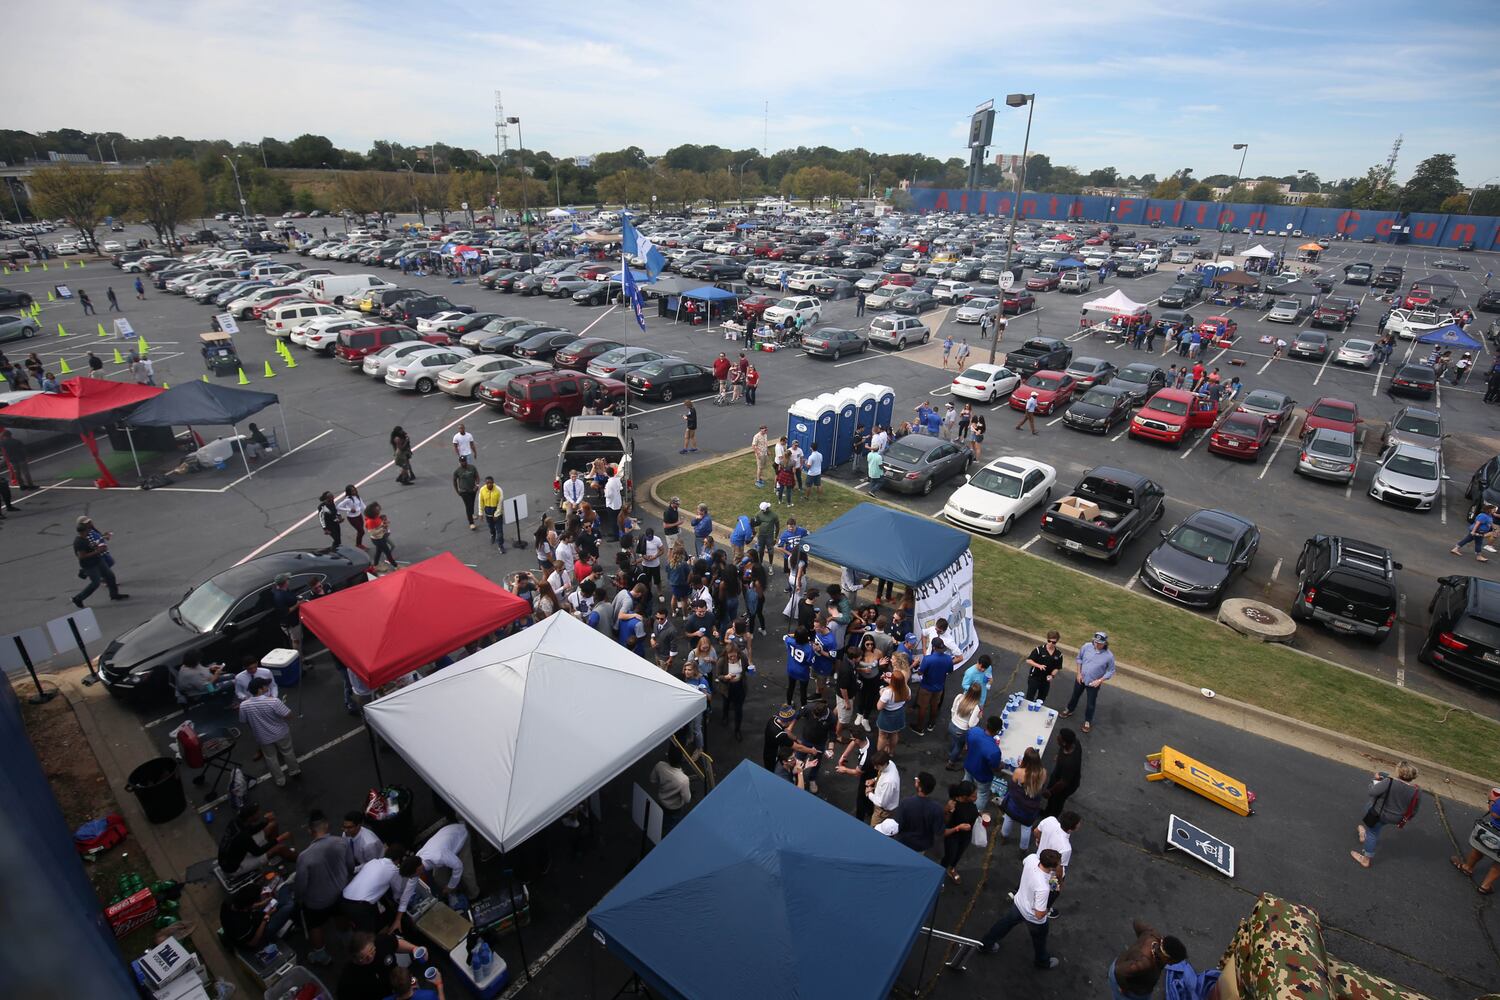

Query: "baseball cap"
left=759, top=501, right=771, bottom=511
left=1093, top=631, right=1108, bottom=642
left=275, top=573, right=291, bottom=584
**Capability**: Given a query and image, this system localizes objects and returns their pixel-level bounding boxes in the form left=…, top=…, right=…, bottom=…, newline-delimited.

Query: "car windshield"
left=1311, top=403, right=1352, bottom=421
left=774, top=298, right=800, bottom=309
left=1151, top=395, right=1189, bottom=415
left=1081, top=389, right=1119, bottom=407
left=1117, top=367, right=1155, bottom=384
left=1170, top=526, right=1235, bottom=564
left=969, top=467, right=1024, bottom=498
left=635, top=362, right=669, bottom=377
left=1275, top=300, right=1299, bottom=310
left=884, top=442, right=929, bottom=464
left=960, top=367, right=997, bottom=381
left=176, top=580, right=236, bottom=632
left=1385, top=454, right=1437, bottom=479
left=1027, top=374, right=1061, bottom=389
left=447, top=357, right=480, bottom=374
left=1309, top=435, right=1354, bottom=458
left=1343, top=340, right=1374, bottom=352
left=967, top=299, right=996, bottom=309
left=1394, top=413, right=1440, bottom=437
left=1242, top=391, right=1281, bottom=410
left=1224, top=415, right=1260, bottom=433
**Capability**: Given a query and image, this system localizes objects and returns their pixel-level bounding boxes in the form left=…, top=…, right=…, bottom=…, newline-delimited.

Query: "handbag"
left=1362, top=780, right=1393, bottom=828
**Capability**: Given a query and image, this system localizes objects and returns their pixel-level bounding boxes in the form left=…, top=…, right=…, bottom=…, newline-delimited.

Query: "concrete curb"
left=644, top=457, right=1495, bottom=807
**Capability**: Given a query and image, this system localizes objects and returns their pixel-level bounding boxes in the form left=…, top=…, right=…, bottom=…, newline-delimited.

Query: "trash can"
left=126, top=757, right=187, bottom=824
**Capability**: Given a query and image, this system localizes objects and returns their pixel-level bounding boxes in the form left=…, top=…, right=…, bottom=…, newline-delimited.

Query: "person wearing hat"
left=271, top=573, right=303, bottom=654
left=1061, top=632, right=1116, bottom=734
left=751, top=500, right=780, bottom=560
left=1451, top=787, right=1500, bottom=895
left=71, top=516, right=126, bottom=608
left=762, top=704, right=799, bottom=772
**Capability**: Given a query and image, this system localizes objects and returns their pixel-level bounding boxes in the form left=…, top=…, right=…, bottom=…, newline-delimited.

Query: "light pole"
left=109, top=138, right=119, bottom=164
left=1279, top=222, right=1294, bottom=265
left=1468, top=176, right=1499, bottom=214
left=738, top=158, right=756, bottom=205
left=987, top=93, right=1034, bottom=366
left=221, top=154, right=247, bottom=220
left=1212, top=143, right=1248, bottom=263
left=259, top=140, right=268, bottom=169
left=506, top=116, right=531, bottom=247
left=93, top=134, right=104, bottom=163
left=400, top=159, right=421, bottom=222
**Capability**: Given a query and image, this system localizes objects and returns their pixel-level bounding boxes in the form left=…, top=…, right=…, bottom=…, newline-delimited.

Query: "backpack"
left=75, top=813, right=128, bottom=858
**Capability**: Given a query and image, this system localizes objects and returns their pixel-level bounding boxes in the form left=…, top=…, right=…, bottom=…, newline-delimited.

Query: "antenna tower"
left=1379, top=134, right=1402, bottom=189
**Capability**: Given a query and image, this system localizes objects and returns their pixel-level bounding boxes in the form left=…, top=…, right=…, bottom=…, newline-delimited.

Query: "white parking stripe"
left=576, top=304, right=619, bottom=337
left=1270, top=557, right=1282, bottom=582
left=527, top=430, right=565, bottom=443
left=1020, top=534, right=1040, bottom=551
left=1257, top=426, right=1296, bottom=480
left=198, top=724, right=369, bottom=813
left=835, top=355, right=880, bottom=367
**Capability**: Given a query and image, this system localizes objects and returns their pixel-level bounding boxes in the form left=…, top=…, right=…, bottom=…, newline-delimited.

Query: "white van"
left=304, top=273, right=393, bottom=305
left=264, top=301, right=345, bottom=337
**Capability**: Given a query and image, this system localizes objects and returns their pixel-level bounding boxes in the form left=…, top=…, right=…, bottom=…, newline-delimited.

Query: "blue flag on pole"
left=621, top=266, right=648, bottom=332
left=621, top=218, right=666, bottom=281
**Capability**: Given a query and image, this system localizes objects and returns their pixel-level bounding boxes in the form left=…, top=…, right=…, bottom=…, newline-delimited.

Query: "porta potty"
left=861, top=382, right=896, bottom=429
left=831, top=388, right=861, bottom=466
left=808, top=393, right=839, bottom=465
left=787, top=396, right=835, bottom=462
left=852, top=384, right=877, bottom=439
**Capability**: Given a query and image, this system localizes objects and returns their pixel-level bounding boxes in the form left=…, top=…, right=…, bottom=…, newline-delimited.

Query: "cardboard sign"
left=113, top=317, right=135, bottom=338
left=1167, top=814, right=1235, bottom=877
left=55, top=284, right=73, bottom=298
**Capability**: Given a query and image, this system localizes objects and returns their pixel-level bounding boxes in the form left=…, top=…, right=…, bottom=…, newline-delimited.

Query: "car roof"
left=1467, top=578, right=1500, bottom=615
left=1182, top=508, right=1255, bottom=537
left=1395, top=405, right=1440, bottom=421
left=1311, top=396, right=1355, bottom=409
left=1387, top=442, right=1439, bottom=460
left=984, top=456, right=1049, bottom=475
left=1119, top=363, right=1162, bottom=376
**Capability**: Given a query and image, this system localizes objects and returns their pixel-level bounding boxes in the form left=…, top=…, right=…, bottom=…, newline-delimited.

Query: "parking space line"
left=1046, top=414, right=1065, bottom=426
left=1440, top=481, right=1448, bottom=526
left=1312, top=348, right=1334, bottom=385
left=1020, top=534, right=1040, bottom=551
left=1179, top=429, right=1209, bottom=459
left=9, top=477, right=75, bottom=505
left=1256, top=355, right=1276, bottom=374
left=1396, top=594, right=1407, bottom=685
left=197, top=724, right=369, bottom=813
left=1125, top=573, right=1140, bottom=590
left=1257, top=426, right=1296, bottom=480
left=834, top=355, right=879, bottom=367
left=1270, top=557, right=1282, bottom=583
left=527, top=430, right=565, bottom=443
left=487, top=416, right=513, bottom=425
left=576, top=304, right=619, bottom=337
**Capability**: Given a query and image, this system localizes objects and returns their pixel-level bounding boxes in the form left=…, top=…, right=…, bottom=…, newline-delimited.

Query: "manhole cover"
left=1241, top=606, right=1277, bottom=625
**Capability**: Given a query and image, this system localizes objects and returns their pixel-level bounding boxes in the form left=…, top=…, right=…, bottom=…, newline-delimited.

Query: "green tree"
left=1150, top=176, right=1184, bottom=200
left=28, top=162, right=119, bottom=250
left=1023, top=153, right=1053, bottom=189
left=1087, top=166, right=1118, bottom=188
left=293, top=189, right=320, bottom=213
left=1439, top=193, right=1468, bottom=214
left=129, top=160, right=204, bottom=246
left=1401, top=153, right=1461, bottom=213
left=1248, top=180, right=1284, bottom=205
left=1220, top=184, right=1249, bottom=203
left=1185, top=183, right=1214, bottom=201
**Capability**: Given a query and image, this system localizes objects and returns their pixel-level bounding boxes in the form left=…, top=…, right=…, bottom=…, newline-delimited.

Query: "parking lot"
left=2, top=221, right=1498, bottom=720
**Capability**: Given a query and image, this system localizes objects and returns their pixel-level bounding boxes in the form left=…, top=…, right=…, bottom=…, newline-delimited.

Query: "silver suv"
left=868, top=314, right=929, bottom=350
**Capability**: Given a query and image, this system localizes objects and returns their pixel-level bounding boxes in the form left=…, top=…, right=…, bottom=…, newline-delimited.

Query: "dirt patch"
left=22, top=689, right=169, bottom=958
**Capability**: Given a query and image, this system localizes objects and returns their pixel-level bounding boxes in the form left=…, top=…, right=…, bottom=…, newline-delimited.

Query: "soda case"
left=107, top=888, right=158, bottom=938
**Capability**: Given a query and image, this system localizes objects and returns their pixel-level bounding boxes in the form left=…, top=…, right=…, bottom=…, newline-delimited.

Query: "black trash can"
left=126, top=757, right=187, bottom=824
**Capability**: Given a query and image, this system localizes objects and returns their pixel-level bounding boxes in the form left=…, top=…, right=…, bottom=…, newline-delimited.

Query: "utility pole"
left=987, top=94, right=1034, bottom=367
left=507, top=116, right=532, bottom=262
left=494, top=91, right=508, bottom=216
left=222, top=154, right=247, bottom=220
left=1212, top=144, right=1249, bottom=264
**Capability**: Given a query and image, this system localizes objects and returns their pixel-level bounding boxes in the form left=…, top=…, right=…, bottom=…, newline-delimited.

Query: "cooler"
left=448, top=939, right=510, bottom=999
left=260, top=648, right=301, bottom=688
left=265, top=965, right=333, bottom=1000
left=831, top=388, right=860, bottom=466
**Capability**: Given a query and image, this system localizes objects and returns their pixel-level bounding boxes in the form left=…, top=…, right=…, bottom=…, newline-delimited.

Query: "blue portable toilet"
left=861, top=382, right=896, bottom=429
left=831, top=388, right=860, bottom=465
left=787, top=396, right=835, bottom=462
left=808, top=393, right=838, bottom=463
left=853, top=384, right=877, bottom=437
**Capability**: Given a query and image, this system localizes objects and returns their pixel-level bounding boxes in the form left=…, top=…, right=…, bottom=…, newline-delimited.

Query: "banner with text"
left=914, top=548, right=978, bottom=664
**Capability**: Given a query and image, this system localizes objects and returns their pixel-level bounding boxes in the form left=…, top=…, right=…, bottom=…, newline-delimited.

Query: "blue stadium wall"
left=907, top=189, right=1500, bottom=250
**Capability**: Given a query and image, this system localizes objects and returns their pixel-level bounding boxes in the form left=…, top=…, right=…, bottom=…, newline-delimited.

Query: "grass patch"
left=661, top=452, right=1500, bottom=778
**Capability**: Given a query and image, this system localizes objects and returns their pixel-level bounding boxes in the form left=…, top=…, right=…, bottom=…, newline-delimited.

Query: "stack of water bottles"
left=468, top=929, right=495, bottom=981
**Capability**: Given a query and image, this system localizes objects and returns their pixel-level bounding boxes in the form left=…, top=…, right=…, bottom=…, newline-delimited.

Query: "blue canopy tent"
left=676, top=284, right=740, bottom=331
left=1056, top=256, right=1086, bottom=269
left=1416, top=324, right=1483, bottom=351
left=588, top=762, right=944, bottom=1000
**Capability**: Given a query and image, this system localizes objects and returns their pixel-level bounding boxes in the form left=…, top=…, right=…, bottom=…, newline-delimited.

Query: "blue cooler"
left=449, top=939, right=509, bottom=998
left=261, top=648, right=301, bottom=688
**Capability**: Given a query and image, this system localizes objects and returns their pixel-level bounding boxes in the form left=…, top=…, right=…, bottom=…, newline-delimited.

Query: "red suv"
left=334, top=325, right=427, bottom=364
left=503, top=371, right=627, bottom=429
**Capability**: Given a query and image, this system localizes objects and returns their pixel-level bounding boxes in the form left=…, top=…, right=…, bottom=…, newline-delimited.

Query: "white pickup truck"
left=1385, top=307, right=1446, bottom=340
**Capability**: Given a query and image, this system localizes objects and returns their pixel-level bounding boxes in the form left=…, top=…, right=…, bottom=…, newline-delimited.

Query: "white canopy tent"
left=362, top=613, right=704, bottom=852
left=1081, top=288, right=1150, bottom=315
left=1241, top=245, right=1277, bottom=259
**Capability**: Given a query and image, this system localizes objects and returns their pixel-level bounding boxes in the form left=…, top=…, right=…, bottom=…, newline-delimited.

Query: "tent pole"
left=236, top=423, right=253, bottom=478
left=914, top=881, right=941, bottom=990
left=502, top=851, right=532, bottom=983
left=365, top=722, right=385, bottom=787
left=125, top=426, right=141, bottom=479
left=278, top=403, right=292, bottom=451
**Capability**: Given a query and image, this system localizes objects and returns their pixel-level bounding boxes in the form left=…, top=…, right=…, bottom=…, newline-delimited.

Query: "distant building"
left=46, top=151, right=91, bottom=163
left=1209, top=181, right=1308, bottom=204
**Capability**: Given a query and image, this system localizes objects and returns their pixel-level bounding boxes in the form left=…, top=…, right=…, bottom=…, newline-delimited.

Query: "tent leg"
left=278, top=404, right=292, bottom=451
left=502, top=853, right=532, bottom=983
left=235, top=424, right=253, bottom=478
left=365, top=722, right=385, bottom=787
left=125, top=426, right=141, bottom=479
left=914, top=880, right=942, bottom=990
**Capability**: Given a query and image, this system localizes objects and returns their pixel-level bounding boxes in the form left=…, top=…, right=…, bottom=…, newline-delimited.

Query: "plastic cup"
left=424, top=967, right=441, bottom=983
left=1035, top=735, right=1044, bottom=746
left=413, top=947, right=428, bottom=963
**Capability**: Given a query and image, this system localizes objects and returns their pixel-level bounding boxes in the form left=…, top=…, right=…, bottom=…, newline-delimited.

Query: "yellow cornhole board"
left=1145, top=745, right=1253, bottom=816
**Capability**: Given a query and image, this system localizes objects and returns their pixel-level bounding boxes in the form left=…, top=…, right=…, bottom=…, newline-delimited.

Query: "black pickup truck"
left=1038, top=466, right=1166, bottom=563
left=1004, top=337, right=1073, bottom=378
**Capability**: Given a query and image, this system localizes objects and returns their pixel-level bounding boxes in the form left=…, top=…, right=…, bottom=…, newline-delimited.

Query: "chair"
left=176, top=722, right=240, bottom=800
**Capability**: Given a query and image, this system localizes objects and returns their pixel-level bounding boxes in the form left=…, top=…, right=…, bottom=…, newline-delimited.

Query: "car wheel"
left=894, top=338, right=906, bottom=351
left=921, top=477, right=934, bottom=496
left=415, top=378, right=434, bottom=394
left=544, top=409, right=565, bottom=430
left=922, top=330, right=931, bottom=344
left=22, top=324, right=36, bottom=338
left=660, top=387, right=674, bottom=402
left=18, top=294, right=32, bottom=309
left=322, top=345, right=335, bottom=357
left=831, top=349, right=841, bottom=361
left=999, top=515, right=1013, bottom=536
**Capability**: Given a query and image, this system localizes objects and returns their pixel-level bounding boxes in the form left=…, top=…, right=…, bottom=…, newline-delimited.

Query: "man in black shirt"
left=1024, top=630, right=1064, bottom=703
left=762, top=705, right=797, bottom=771
left=891, top=771, right=944, bottom=854
left=661, top=496, right=681, bottom=541
left=0, top=429, right=35, bottom=488
left=790, top=701, right=833, bottom=793
left=71, top=522, right=126, bottom=607
left=337, top=930, right=426, bottom=1000
left=683, top=600, right=716, bottom=643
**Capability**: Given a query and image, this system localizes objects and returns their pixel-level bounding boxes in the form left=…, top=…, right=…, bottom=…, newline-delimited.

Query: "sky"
left=14, top=0, right=1500, bottom=186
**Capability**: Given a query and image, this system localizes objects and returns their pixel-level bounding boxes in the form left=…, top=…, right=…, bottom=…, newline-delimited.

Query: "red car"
left=765, top=246, right=797, bottom=260
left=740, top=294, right=778, bottom=321
left=1026, top=272, right=1061, bottom=292
left=575, top=263, right=614, bottom=281
left=1084, top=236, right=1107, bottom=246
left=503, top=371, right=628, bottom=428
left=1300, top=397, right=1360, bottom=438
left=251, top=294, right=313, bottom=320
left=1208, top=409, right=1274, bottom=459
left=1129, top=388, right=1219, bottom=445
left=883, top=273, right=916, bottom=288
left=553, top=337, right=624, bottom=371
left=1402, top=290, right=1434, bottom=310
left=332, top=325, right=427, bottom=364
left=1009, top=370, right=1076, bottom=415
left=1198, top=315, right=1238, bottom=341
left=1002, top=291, right=1037, bottom=314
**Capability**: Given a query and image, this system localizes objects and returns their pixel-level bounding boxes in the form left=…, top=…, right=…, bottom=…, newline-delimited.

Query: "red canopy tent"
left=299, top=552, right=532, bottom=688
left=0, top=377, right=164, bottom=487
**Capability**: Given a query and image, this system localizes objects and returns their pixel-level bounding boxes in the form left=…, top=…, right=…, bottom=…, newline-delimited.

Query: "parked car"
left=1368, top=443, right=1443, bottom=511
left=98, top=548, right=370, bottom=699
left=624, top=360, right=715, bottom=401
left=585, top=346, right=671, bottom=379
left=384, top=347, right=473, bottom=393
left=1301, top=397, right=1359, bottom=438
left=867, top=314, right=929, bottom=350
left=1288, top=330, right=1331, bottom=360
left=891, top=290, right=939, bottom=314
left=510, top=330, right=581, bottom=362
left=1237, top=388, right=1296, bottom=428
left=1381, top=406, right=1443, bottom=453
left=955, top=298, right=1000, bottom=324
left=872, top=434, right=973, bottom=496
left=1129, top=388, right=1218, bottom=446
left=761, top=296, right=822, bottom=326
left=473, top=362, right=553, bottom=409
left=1291, top=535, right=1399, bottom=642
left=1388, top=364, right=1438, bottom=399
left=1296, top=428, right=1359, bottom=483
left=1063, top=384, right=1133, bottom=434
left=1420, top=576, right=1500, bottom=690
left=0, top=314, right=40, bottom=343
left=436, top=355, right=535, bottom=398
left=950, top=364, right=1019, bottom=403
left=1139, top=508, right=1259, bottom=607
left=942, top=456, right=1056, bottom=535
left=801, top=327, right=868, bottom=360
left=1064, top=357, right=1117, bottom=390
left=1312, top=298, right=1357, bottom=330
left=361, top=341, right=445, bottom=379
left=1334, top=338, right=1377, bottom=368
left=553, top=338, right=625, bottom=371
left=333, top=325, right=426, bottom=363
left=1207, top=409, right=1274, bottom=459
left=1004, top=337, right=1072, bottom=378
left=1009, top=371, right=1077, bottom=415
left=1001, top=290, right=1037, bottom=314
left=1039, top=466, right=1167, bottom=563
left=1111, top=363, right=1168, bottom=407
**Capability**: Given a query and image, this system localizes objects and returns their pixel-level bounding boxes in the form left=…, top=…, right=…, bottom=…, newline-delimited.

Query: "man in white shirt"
left=603, top=472, right=624, bottom=539
left=555, top=534, right=577, bottom=570
left=342, top=811, right=385, bottom=868
left=451, top=423, right=478, bottom=462
left=1033, top=810, right=1080, bottom=918
left=870, top=427, right=889, bottom=454
left=868, top=752, right=901, bottom=827
left=340, top=854, right=406, bottom=932
left=233, top=661, right=277, bottom=704
left=787, top=441, right=805, bottom=496
left=979, top=848, right=1062, bottom=969
left=561, top=469, right=587, bottom=512
left=804, top=444, right=824, bottom=498
left=417, top=820, right=477, bottom=900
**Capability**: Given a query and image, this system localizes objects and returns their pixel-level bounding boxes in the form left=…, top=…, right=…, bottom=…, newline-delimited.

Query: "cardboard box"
left=1057, top=497, right=1101, bottom=521
left=107, top=888, right=158, bottom=938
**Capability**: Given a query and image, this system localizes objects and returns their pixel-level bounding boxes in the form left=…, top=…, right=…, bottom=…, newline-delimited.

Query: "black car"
left=476, top=324, right=562, bottom=355
left=1158, top=283, right=1202, bottom=308
left=573, top=280, right=624, bottom=306
left=511, top=330, right=580, bottom=362
left=1290, top=535, right=1399, bottom=641
left=1463, top=454, right=1500, bottom=521
left=241, top=238, right=286, bottom=254
left=1064, top=384, right=1133, bottom=433
left=812, top=278, right=856, bottom=300
left=391, top=295, right=473, bottom=326
left=1139, top=509, right=1259, bottom=607
left=98, top=548, right=371, bottom=699
left=1421, top=576, right=1500, bottom=691
left=0, top=286, right=36, bottom=310
left=444, top=312, right=506, bottom=338
left=891, top=291, right=938, bottom=314
left=479, top=269, right=519, bottom=290
left=1477, top=290, right=1500, bottom=313
left=1112, top=363, right=1167, bottom=406
left=624, top=360, right=715, bottom=401
left=1388, top=364, right=1437, bottom=399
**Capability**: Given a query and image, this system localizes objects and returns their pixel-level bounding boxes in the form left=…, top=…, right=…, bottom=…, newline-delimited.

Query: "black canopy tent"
left=124, top=381, right=287, bottom=479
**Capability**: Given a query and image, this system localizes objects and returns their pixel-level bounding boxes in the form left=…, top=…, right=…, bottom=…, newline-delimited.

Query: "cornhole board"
left=1145, top=745, right=1253, bottom=816
left=1166, top=813, right=1235, bottom=877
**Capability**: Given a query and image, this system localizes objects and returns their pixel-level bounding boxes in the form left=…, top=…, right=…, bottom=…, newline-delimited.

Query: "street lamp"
left=1468, top=176, right=1499, bottom=214
left=1212, top=143, right=1249, bottom=264
left=221, top=154, right=247, bottom=220
left=738, top=158, right=757, bottom=205
left=400, top=159, right=421, bottom=221
left=987, top=92, right=1035, bottom=366
left=109, top=138, right=118, bottom=164
left=506, top=116, right=531, bottom=248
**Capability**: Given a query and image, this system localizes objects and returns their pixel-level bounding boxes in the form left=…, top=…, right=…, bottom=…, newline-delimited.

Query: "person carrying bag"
left=1351, top=762, right=1420, bottom=869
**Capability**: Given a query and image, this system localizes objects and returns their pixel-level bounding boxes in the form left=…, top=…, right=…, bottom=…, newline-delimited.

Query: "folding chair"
left=176, top=722, right=240, bottom=800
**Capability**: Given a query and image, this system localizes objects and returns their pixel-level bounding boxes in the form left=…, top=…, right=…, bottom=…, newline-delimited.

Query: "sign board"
left=46, top=607, right=100, bottom=662
left=0, top=626, right=53, bottom=677
left=113, top=317, right=135, bottom=338
left=1166, top=814, right=1235, bottom=877
left=913, top=548, right=977, bottom=664
left=55, top=284, right=72, bottom=298
left=461, top=202, right=469, bottom=211
left=999, top=272, right=1015, bottom=291
left=504, top=493, right=529, bottom=525
left=630, top=782, right=664, bottom=845
left=214, top=313, right=239, bottom=335
left=574, top=154, right=593, bottom=169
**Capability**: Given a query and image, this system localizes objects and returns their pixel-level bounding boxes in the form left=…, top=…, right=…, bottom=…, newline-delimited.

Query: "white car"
left=854, top=274, right=886, bottom=293
left=785, top=270, right=829, bottom=293
left=865, top=285, right=904, bottom=310
left=943, top=456, right=1058, bottom=535
left=1368, top=443, right=1442, bottom=511
left=1266, top=299, right=1304, bottom=323
left=1334, top=338, right=1377, bottom=368
left=384, top=346, right=474, bottom=393
left=416, top=311, right=469, bottom=336
left=101, top=241, right=124, bottom=253
left=955, top=298, right=1000, bottom=324
left=950, top=363, right=1020, bottom=403
left=761, top=295, right=822, bottom=326
left=363, top=341, right=444, bottom=378
left=297, top=318, right=371, bottom=353
left=1385, top=308, right=1446, bottom=340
